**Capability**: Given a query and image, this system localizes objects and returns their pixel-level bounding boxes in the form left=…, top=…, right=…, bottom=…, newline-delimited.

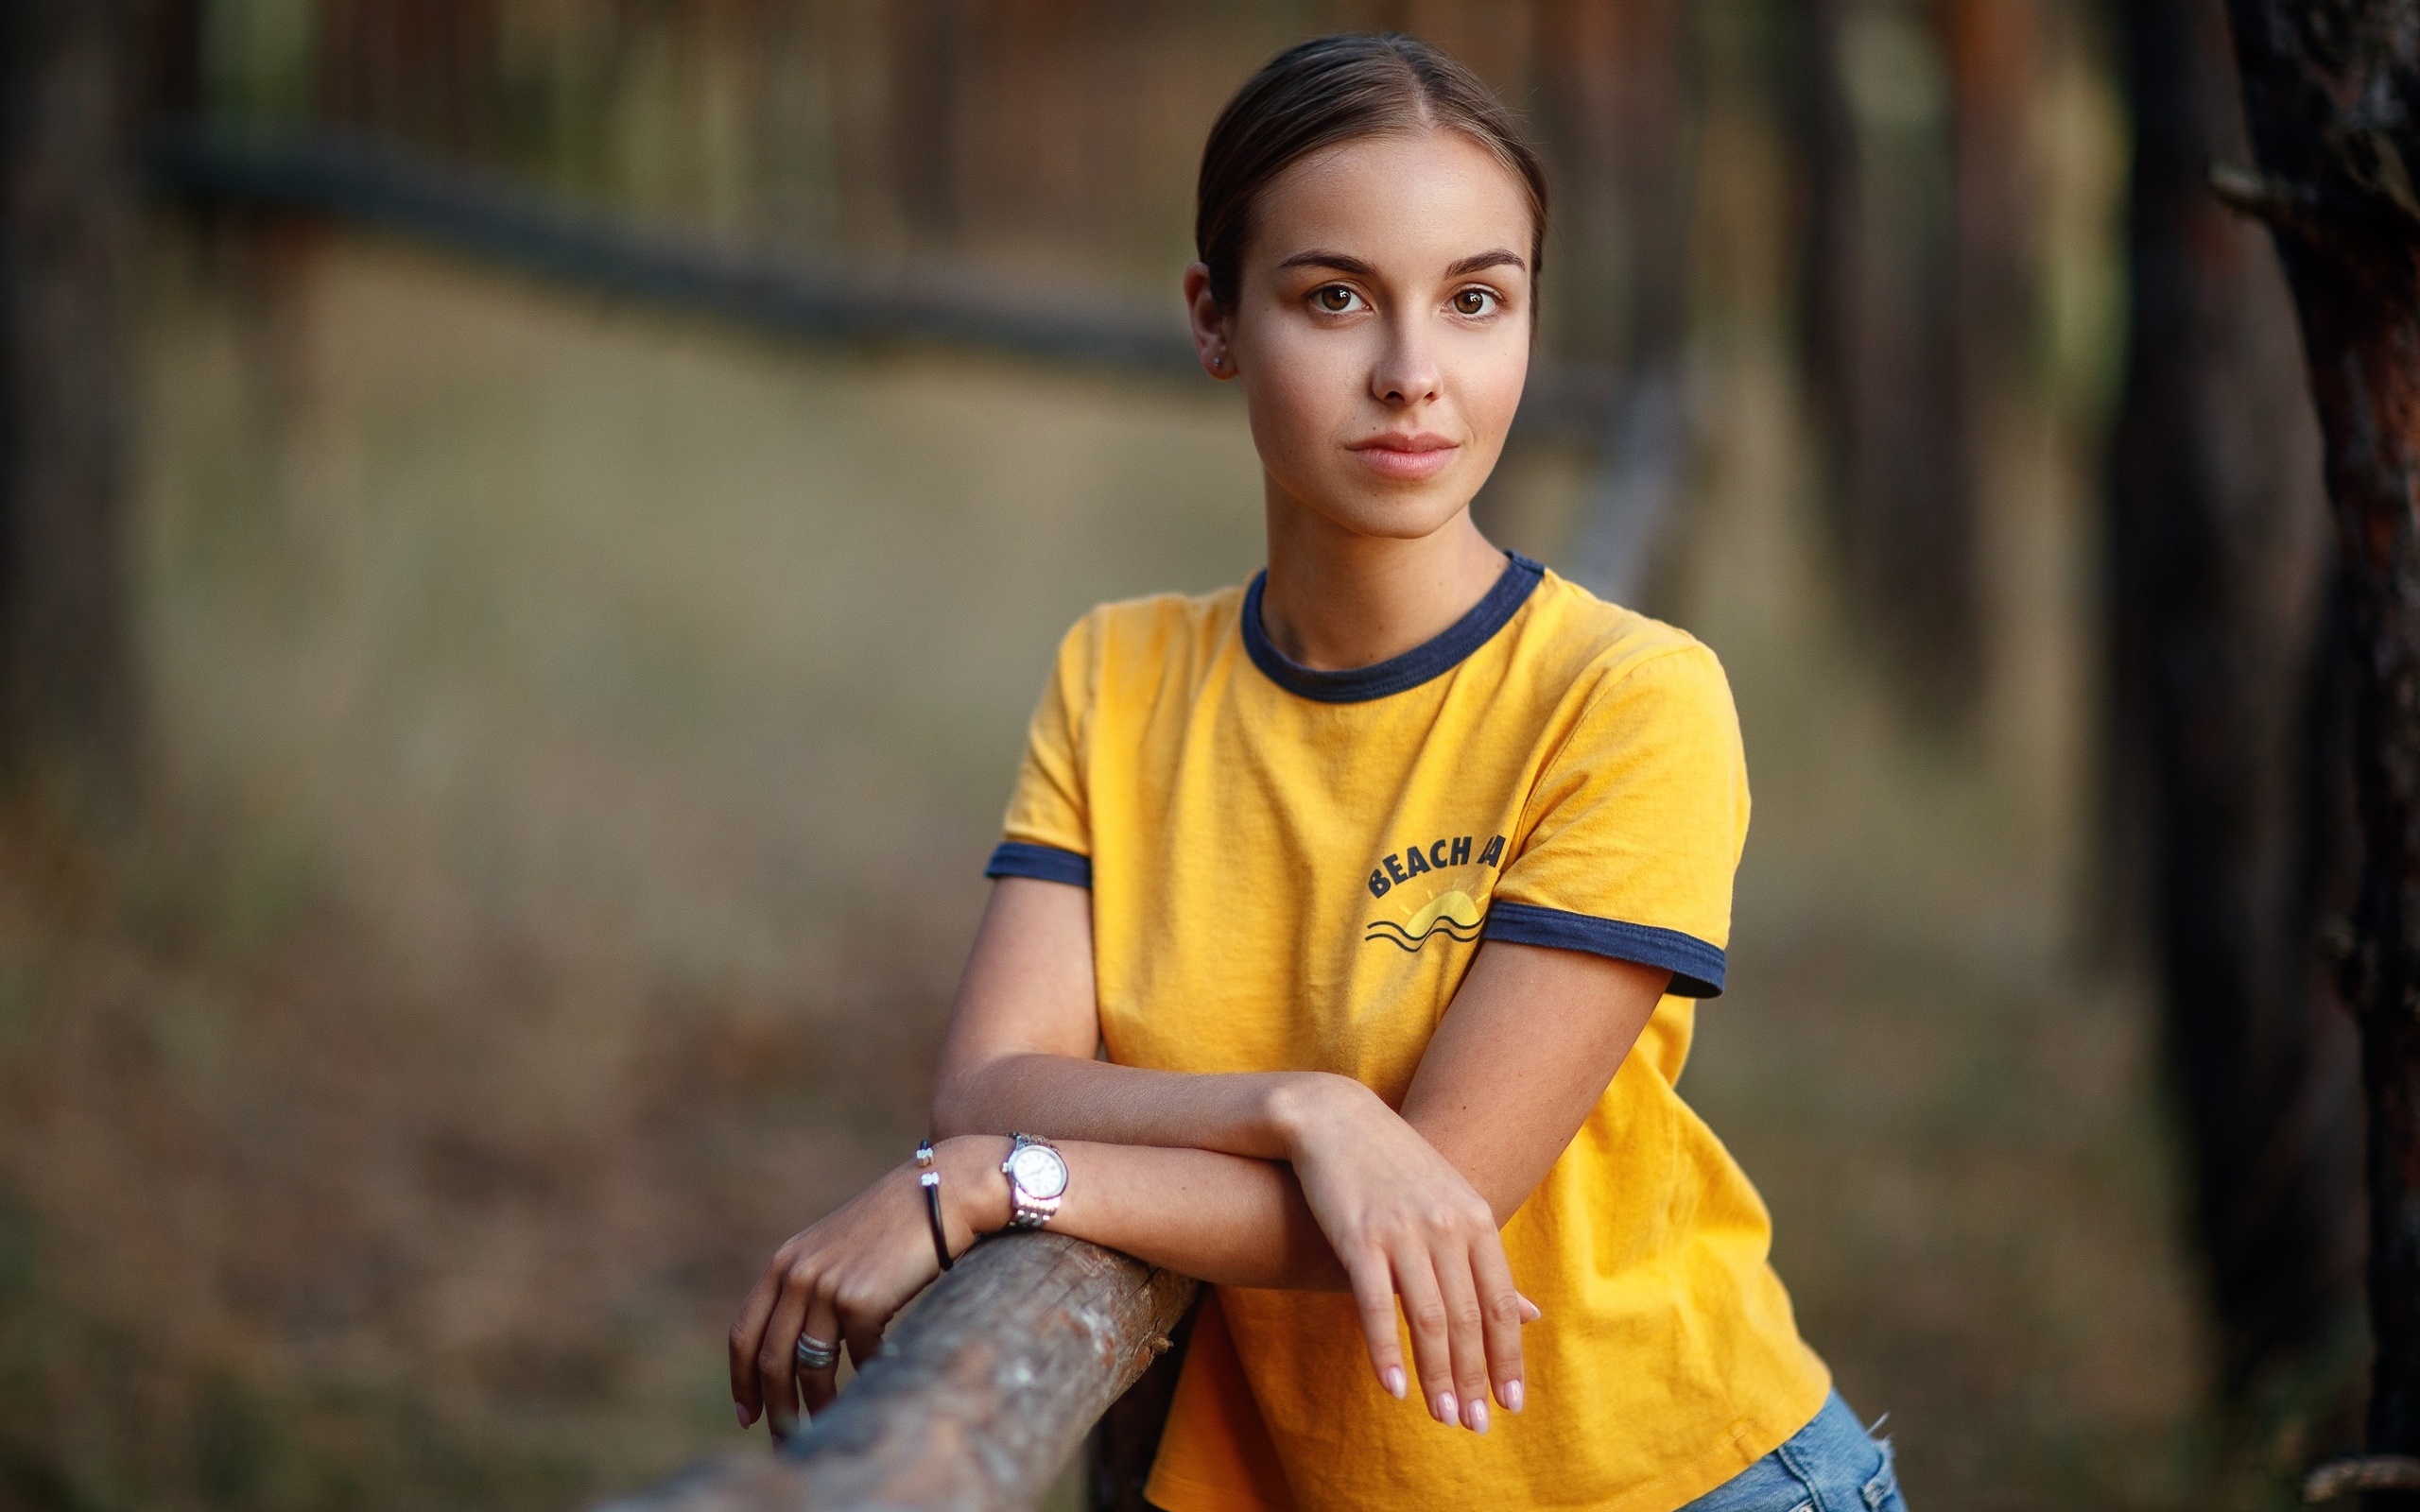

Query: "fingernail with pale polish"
left=1434, top=1391, right=1457, bottom=1425
left=736, top=1403, right=752, bottom=1429
left=1465, top=1399, right=1490, bottom=1434
left=1503, top=1379, right=1525, bottom=1414
left=1383, top=1366, right=1407, bottom=1400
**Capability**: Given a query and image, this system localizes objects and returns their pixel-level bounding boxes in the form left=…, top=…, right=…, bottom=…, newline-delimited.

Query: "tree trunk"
left=1531, top=0, right=1696, bottom=608
left=0, top=0, right=139, bottom=794
left=2109, top=0, right=2365, bottom=1422
left=1943, top=0, right=2036, bottom=418
left=2218, top=0, right=2420, bottom=1491
left=1796, top=0, right=1980, bottom=721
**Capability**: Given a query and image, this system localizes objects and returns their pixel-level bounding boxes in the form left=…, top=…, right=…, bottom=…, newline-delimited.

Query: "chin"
left=1327, top=490, right=1472, bottom=541
left=1268, top=455, right=1481, bottom=543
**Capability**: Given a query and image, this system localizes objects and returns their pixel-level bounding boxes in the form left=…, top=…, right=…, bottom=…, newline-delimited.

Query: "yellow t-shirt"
left=987, top=554, right=1831, bottom=1512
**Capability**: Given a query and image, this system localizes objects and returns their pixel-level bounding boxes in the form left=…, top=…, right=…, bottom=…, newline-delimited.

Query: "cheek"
left=1448, top=330, right=1532, bottom=436
left=1241, top=326, right=1361, bottom=459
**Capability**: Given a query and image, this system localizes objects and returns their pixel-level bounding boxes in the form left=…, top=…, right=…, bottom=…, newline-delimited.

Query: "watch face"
left=1009, top=1144, right=1068, bottom=1201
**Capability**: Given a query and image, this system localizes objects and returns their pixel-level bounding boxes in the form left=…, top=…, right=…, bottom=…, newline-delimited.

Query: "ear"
left=1183, top=263, right=1236, bottom=381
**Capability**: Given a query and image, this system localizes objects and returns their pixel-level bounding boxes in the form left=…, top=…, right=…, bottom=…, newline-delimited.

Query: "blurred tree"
left=889, top=0, right=964, bottom=245
left=0, top=0, right=142, bottom=794
left=1533, top=0, right=1697, bottom=608
left=2219, top=0, right=2420, bottom=1488
left=2107, top=0, right=2363, bottom=1428
left=1943, top=0, right=2036, bottom=442
left=317, top=0, right=500, bottom=154
left=1796, top=0, right=1980, bottom=721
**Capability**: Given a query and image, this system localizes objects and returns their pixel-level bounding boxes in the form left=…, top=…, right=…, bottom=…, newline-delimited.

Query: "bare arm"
left=934, top=879, right=1667, bottom=1226
left=929, top=875, right=1321, bottom=1160
left=923, top=877, right=1668, bottom=1427
left=734, top=878, right=1668, bottom=1438
left=1397, top=936, right=1671, bottom=1222
left=922, top=881, right=1354, bottom=1291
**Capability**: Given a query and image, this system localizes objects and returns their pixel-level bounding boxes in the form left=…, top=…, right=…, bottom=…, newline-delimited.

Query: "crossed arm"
left=730, top=876, right=1668, bottom=1438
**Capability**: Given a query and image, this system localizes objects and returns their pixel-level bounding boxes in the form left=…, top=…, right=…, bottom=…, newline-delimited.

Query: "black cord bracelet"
left=916, top=1139, right=954, bottom=1271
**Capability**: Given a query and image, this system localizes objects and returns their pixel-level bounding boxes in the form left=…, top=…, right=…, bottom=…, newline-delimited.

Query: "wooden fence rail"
left=594, top=1233, right=1197, bottom=1512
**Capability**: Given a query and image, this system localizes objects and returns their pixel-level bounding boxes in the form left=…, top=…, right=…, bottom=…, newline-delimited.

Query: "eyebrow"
left=1276, top=249, right=1378, bottom=277
left=1274, top=248, right=1528, bottom=279
left=1445, top=249, right=1527, bottom=277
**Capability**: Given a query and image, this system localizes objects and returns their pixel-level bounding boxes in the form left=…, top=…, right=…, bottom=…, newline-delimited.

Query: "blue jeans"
left=1677, top=1393, right=1908, bottom=1512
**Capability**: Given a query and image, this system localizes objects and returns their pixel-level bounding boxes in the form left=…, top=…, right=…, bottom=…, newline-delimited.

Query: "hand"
left=728, top=1136, right=1007, bottom=1437
left=1272, top=1075, right=1538, bottom=1434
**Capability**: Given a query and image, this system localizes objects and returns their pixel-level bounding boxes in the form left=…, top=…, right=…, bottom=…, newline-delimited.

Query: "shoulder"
left=1058, top=585, right=1245, bottom=667
left=1046, top=585, right=1249, bottom=701
left=1515, top=569, right=1736, bottom=726
left=1076, top=585, right=1245, bottom=651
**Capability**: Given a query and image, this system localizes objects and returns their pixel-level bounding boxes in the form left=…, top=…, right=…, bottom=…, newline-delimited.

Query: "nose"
left=1370, top=313, right=1441, bottom=406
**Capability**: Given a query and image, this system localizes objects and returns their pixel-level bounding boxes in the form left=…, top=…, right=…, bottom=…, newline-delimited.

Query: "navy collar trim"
left=1239, top=552, right=1546, bottom=704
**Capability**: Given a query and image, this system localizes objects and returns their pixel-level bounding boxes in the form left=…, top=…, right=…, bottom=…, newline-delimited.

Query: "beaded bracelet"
left=916, top=1138, right=954, bottom=1272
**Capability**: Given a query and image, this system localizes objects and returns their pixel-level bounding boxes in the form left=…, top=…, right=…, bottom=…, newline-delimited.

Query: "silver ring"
left=793, top=1333, right=839, bottom=1371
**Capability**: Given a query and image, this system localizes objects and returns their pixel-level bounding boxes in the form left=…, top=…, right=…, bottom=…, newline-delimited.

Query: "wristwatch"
left=1000, top=1133, right=1068, bottom=1229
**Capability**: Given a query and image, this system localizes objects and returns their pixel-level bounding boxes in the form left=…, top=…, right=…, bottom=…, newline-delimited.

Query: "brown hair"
left=1195, top=33, right=1549, bottom=312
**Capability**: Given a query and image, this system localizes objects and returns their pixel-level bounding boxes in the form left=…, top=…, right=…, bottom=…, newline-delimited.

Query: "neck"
left=1256, top=482, right=1509, bottom=672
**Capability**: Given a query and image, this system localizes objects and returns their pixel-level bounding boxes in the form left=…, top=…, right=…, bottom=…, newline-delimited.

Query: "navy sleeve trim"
left=984, top=841, right=1093, bottom=888
left=1482, top=902, right=1725, bottom=997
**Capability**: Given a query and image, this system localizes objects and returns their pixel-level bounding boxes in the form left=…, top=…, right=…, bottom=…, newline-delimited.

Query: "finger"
left=1391, top=1244, right=1459, bottom=1429
left=1469, top=1235, right=1528, bottom=1416
left=1518, top=1292, right=1543, bottom=1324
left=840, top=1307, right=886, bottom=1384
left=1344, top=1248, right=1408, bottom=1401
left=754, top=1263, right=814, bottom=1439
left=795, top=1280, right=844, bottom=1418
left=728, top=1256, right=789, bottom=1428
left=840, top=1261, right=924, bottom=1387
left=1427, top=1237, right=1494, bottom=1434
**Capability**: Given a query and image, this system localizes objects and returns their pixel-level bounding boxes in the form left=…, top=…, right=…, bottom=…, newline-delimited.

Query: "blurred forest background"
left=0, top=1, right=2368, bottom=1507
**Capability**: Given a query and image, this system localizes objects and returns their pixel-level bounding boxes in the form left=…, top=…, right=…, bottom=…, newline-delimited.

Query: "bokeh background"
left=0, top=2, right=2360, bottom=1508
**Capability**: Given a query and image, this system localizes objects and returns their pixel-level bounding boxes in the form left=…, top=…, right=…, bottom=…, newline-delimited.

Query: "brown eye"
left=1314, top=285, right=1360, bottom=314
left=1454, top=288, right=1496, bottom=317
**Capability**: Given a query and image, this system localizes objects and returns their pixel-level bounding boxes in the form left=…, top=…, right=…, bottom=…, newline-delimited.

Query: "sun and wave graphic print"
left=1363, top=832, right=1507, bottom=954
left=1365, top=889, right=1485, bottom=952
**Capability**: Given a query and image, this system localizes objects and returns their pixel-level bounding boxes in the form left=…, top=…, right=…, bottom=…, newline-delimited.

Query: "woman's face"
left=1191, top=129, right=1535, bottom=542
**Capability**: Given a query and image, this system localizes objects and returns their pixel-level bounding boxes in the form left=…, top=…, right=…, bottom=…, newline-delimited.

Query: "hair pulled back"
left=1195, top=33, right=1549, bottom=312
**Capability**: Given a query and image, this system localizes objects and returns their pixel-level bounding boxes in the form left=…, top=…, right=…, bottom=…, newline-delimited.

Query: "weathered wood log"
left=2308, top=1454, right=2420, bottom=1503
left=2218, top=0, right=2420, bottom=1495
left=593, top=1233, right=1196, bottom=1512
left=1081, top=1297, right=1195, bottom=1512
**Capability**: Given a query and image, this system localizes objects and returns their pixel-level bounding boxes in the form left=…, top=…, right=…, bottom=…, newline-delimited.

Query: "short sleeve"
left=985, top=613, right=1098, bottom=888
left=1482, top=642, right=1748, bottom=997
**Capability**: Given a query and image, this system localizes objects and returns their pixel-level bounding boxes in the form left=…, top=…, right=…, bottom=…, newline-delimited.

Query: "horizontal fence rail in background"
left=147, top=125, right=1622, bottom=446
left=595, top=1233, right=1196, bottom=1512
left=149, top=125, right=1201, bottom=375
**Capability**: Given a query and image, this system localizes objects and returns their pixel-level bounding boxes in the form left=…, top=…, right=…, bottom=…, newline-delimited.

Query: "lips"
left=1348, top=432, right=1461, bottom=481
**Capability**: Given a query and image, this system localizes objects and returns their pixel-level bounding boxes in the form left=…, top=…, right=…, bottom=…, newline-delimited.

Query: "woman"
left=731, top=32, right=1906, bottom=1512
